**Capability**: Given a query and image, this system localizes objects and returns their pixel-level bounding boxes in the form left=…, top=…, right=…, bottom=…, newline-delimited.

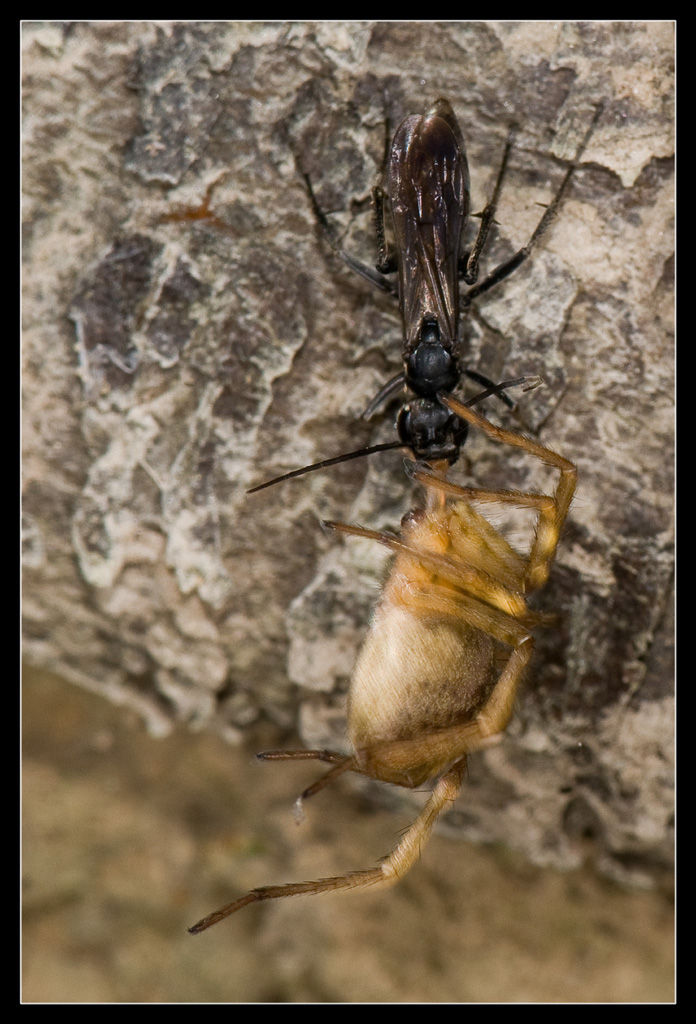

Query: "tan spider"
left=190, top=395, right=575, bottom=933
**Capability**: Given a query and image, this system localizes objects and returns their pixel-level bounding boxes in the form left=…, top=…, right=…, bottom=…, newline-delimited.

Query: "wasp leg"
left=189, top=759, right=466, bottom=934
left=462, top=105, right=603, bottom=306
left=340, top=249, right=398, bottom=295
left=461, top=125, right=516, bottom=286
left=300, top=171, right=397, bottom=296
left=361, top=370, right=406, bottom=420
left=438, top=397, right=577, bottom=592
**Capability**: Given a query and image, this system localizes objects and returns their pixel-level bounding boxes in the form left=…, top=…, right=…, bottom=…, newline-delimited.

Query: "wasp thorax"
left=405, top=324, right=460, bottom=397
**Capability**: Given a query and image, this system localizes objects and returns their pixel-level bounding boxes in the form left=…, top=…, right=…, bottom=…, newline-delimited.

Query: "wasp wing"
left=387, top=99, right=470, bottom=356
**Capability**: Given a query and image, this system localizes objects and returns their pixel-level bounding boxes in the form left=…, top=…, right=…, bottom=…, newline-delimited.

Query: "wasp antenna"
left=463, top=375, right=544, bottom=411
left=247, top=441, right=404, bottom=494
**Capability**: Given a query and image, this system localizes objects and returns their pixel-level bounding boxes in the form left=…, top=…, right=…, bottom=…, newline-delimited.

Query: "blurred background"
left=23, top=666, right=674, bottom=1002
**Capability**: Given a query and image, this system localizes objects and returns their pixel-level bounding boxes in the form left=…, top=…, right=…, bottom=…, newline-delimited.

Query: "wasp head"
left=397, top=397, right=468, bottom=463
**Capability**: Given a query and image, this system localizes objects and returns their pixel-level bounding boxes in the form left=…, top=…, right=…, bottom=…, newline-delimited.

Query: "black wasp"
left=249, top=97, right=599, bottom=488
